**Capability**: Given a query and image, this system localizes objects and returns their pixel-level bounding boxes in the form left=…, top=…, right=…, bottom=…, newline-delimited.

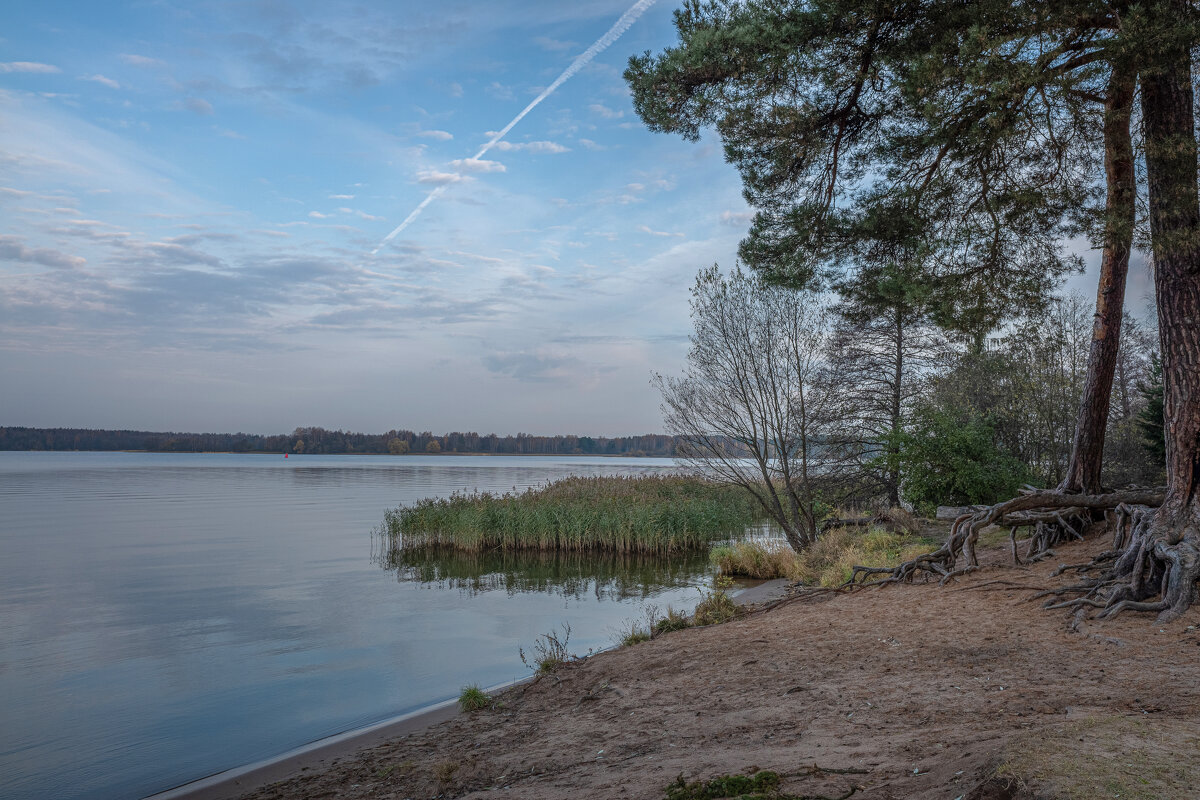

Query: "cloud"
left=416, top=170, right=465, bottom=185
left=328, top=194, right=355, bottom=199
left=486, top=82, right=514, bottom=101
left=448, top=82, right=463, bottom=98
left=183, top=97, right=214, bottom=115
left=720, top=210, right=755, bottom=225
left=0, top=62, right=60, bottom=74
left=449, top=157, right=506, bottom=174
left=637, top=224, right=685, bottom=238
left=588, top=103, right=624, bottom=120
left=81, top=74, right=121, bottom=89
left=577, top=138, right=606, bottom=151
left=417, top=129, right=453, bottom=141
left=0, top=235, right=85, bottom=269
left=338, top=207, right=384, bottom=221
left=533, top=36, right=577, bottom=52
left=215, top=127, right=245, bottom=139
left=119, top=54, right=166, bottom=68
left=482, top=350, right=580, bottom=383
left=491, top=140, right=570, bottom=154
left=308, top=210, right=332, bottom=218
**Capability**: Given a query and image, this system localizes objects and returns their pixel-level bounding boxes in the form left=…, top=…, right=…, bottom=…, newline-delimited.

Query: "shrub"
left=692, top=587, right=739, bottom=626
left=888, top=407, right=1031, bottom=513
left=458, top=685, right=492, bottom=712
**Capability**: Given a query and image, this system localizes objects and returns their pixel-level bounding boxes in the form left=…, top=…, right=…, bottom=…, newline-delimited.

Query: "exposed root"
left=848, top=489, right=1163, bottom=588
left=855, top=487, right=1200, bottom=625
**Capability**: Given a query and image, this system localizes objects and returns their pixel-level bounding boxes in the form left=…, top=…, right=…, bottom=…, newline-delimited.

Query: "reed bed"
left=384, top=474, right=761, bottom=554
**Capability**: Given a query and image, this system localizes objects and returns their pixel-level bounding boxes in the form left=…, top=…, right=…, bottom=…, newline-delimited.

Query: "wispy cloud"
left=181, top=97, right=214, bottom=115
left=449, top=157, right=506, bottom=174
left=637, top=224, right=684, bottom=238
left=588, top=103, right=624, bottom=120
left=81, top=74, right=121, bottom=89
left=417, top=129, right=453, bottom=141
left=119, top=54, right=166, bottom=68
left=373, top=0, right=659, bottom=254
left=491, top=140, right=570, bottom=154
left=0, top=235, right=85, bottom=269
left=0, top=62, right=60, bottom=74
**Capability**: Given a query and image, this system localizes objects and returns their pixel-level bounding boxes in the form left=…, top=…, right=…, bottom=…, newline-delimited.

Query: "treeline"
left=0, top=426, right=681, bottom=457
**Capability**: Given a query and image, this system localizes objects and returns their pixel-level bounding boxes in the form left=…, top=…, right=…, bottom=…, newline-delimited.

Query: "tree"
left=388, top=437, right=410, bottom=455
left=426, top=440, right=442, bottom=454
left=657, top=265, right=851, bottom=551
left=629, top=0, right=1200, bottom=619
left=830, top=259, right=945, bottom=506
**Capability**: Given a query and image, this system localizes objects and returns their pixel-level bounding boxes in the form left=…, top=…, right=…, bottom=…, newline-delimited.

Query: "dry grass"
left=994, top=715, right=1200, bottom=799
left=711, top=524, right=939, bottom=587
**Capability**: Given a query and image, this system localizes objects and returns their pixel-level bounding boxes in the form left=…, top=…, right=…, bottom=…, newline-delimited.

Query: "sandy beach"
left=177, top=536, right=1200, bottom=799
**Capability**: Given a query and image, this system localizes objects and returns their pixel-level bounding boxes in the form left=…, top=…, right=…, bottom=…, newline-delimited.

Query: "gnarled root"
left=1087, top=505, right=1200, bottom=623
left=848, top=489, right=1165, bottom=588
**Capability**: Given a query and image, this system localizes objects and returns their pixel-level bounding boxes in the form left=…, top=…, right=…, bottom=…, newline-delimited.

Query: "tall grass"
left=711, top=527, right=939, bottom=587
left=385, top=474, right=760, bottom=554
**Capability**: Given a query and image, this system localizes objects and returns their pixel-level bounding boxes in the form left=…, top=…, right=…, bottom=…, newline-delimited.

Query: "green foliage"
left=387, top=437, right=409, bottom=455
left=1137, top=354, right=1166, bottom=467
left=386, top=475, right=761, bottom=555
left=665, top=770, right=781, bottom=800
left=889, top=406, right=1030, bottom=512
left=692, top=586, right=739, bottom=626
left=458, top=685, right=492, bottom=712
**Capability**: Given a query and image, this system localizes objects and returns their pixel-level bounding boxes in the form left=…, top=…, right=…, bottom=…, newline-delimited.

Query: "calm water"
left=0, top=452, right=718, bottom=800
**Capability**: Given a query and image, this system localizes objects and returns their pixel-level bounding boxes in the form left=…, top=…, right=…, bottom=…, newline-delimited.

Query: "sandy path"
left=239, top=537, right=1200, bottom=799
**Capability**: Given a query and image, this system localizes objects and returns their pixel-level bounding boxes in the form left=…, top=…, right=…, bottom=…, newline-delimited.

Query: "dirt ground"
left=240, top=535, right=1200, bottom=800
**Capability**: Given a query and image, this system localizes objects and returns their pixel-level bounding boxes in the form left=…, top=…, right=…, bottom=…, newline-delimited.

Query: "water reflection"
left=375, top=536, right=715, bottom=600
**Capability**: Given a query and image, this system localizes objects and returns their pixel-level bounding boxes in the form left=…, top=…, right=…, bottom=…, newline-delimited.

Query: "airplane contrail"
left=372, top=0, right=658, bottom=255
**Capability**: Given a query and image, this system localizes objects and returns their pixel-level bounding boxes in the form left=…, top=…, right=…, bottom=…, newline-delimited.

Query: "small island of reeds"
left=384, top=474, right=761, bottom=554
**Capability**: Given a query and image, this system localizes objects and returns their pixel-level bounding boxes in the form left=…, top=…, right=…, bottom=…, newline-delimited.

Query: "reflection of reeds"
left=375, top=538, right=713, bottom=600
left=384, top=475, right=761, bottom=554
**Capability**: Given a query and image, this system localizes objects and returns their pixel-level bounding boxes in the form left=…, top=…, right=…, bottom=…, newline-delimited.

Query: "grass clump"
left=520, top=623, right=575, bottom=674
left=693, top=578, right=740, bottom=626
left=665, top=770, right=782, bottom=799
left=652, top=606, right=693, bottom=636
left=712, top=526, right=939, bottom=587
left=458, top=684, right=492, bottom=712
left=385, top=475, right=761, bottom=555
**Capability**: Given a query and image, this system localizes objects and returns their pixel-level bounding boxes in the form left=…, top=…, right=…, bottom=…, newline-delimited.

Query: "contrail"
left=373, top=0, right=658, bottom=254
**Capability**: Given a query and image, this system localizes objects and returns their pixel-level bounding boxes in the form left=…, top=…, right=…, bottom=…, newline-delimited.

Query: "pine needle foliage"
left=385, top=475, right=761, bottom=555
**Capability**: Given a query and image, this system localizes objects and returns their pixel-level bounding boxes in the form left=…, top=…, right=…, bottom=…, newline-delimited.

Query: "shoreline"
left=143, top=580, right=788, bottom=800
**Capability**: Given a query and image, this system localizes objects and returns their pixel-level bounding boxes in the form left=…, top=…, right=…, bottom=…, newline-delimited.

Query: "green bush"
left=887, top=406, right=1031, bottom=513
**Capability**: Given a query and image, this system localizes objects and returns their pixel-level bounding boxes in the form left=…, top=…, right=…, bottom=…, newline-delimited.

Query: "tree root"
left=849, top=487, right=1200, bottom=624
left=848, top=488, right=1163, bottom=587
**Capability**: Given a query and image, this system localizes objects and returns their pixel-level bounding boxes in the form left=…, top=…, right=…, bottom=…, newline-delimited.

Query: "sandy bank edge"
left=144, top=675, right=534, bottom=800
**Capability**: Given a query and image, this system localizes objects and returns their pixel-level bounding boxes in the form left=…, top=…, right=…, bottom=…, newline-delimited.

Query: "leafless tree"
left=656, top=265, right=854, bottom=551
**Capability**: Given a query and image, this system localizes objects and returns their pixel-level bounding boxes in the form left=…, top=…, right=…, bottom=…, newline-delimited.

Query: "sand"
left=224, top=535, right=1200, bottom=799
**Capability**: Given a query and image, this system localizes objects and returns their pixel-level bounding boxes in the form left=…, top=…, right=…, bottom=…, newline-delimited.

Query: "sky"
left=0, top=1, right=1153, bottom=437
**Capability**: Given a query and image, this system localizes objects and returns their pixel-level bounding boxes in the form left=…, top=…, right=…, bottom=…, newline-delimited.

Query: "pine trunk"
left=1059, top=68, right=1136, bottom=494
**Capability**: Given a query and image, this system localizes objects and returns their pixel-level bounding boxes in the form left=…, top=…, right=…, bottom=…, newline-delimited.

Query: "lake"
left=0, top=452, right=720, bottom=800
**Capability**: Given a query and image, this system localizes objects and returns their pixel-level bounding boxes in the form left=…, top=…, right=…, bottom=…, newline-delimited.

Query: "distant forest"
left=0, top=426, right=681, bottom=457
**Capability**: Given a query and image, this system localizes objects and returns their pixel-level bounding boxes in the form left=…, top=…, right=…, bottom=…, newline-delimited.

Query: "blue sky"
left=0, top=1, right=1153, bottom=437
left=0, top=0, right=755, bottom=436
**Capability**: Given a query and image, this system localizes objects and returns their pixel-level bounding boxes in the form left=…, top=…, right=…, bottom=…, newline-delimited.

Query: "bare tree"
left=656, top=265, right=851, bottom=551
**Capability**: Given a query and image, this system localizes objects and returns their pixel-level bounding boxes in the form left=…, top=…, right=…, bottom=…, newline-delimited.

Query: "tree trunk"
left=1059, top=67, right=1136, bottom=494
left=1110, top=4, right=1200, bottom=621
